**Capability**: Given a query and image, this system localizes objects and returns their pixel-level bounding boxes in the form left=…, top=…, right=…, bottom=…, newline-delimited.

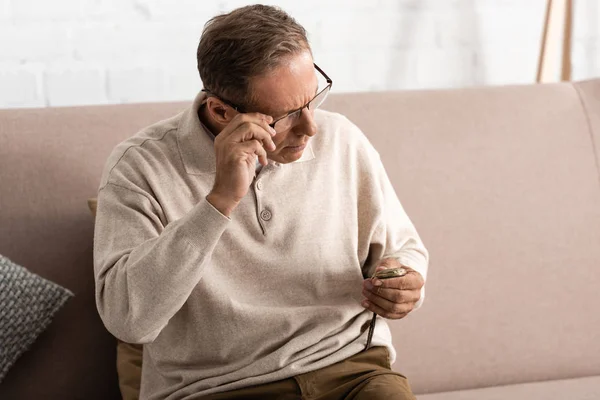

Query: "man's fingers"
left=219, top=113, right=276, bottom=149
left=230, top=121, right=276, bottom=151
left=361, top=297, right=410, bottom=320
left=256, top=145, right=268, bottom=166
left=229, top=112, right=274, bottom=130
left=372, top=269, right=424, bottom=291
left=250, top=112, right=274, bottom=125
left=240, top=112, right=277, bottom=139
left=236, top=140, right=268, bottom=165
left=251, top=140, right=269, bottom=166
left=364, top=285, right=421, bottom=305
left=375, top=259, right=399, bottom=271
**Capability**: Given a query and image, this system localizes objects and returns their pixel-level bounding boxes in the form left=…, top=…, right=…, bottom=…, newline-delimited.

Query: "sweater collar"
left=177, top=91, right=315, bottom=176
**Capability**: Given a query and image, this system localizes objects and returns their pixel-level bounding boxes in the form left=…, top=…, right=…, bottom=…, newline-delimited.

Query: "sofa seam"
left=572, top=83, right=600, bottom=190
left=98, top=182, right=165, bottom=224
left=416, top=374, right=600, bottom=396
left=100, top=127, right=178, bottom=192
left=100, top=181, right=155, bottom=204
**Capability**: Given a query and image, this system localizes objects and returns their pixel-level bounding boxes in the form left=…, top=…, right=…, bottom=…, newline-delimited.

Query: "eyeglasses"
left=202, top=63, right=333, bottom=134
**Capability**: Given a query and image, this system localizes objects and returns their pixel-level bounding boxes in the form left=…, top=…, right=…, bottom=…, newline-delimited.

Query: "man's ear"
left=205, top=97, right=237, bottom=125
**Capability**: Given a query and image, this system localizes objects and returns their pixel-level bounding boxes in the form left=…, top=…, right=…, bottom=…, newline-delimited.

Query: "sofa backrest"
left=324, top=80, right=600, bottom=394
left=0, top=103, right=186, bottom=399
left=1, top=80, right=599, bottom=397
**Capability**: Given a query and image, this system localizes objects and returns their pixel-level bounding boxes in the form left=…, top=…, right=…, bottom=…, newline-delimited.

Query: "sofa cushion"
left=327, top=82, right=600, bottom=393
left=417, top=375, right=600, bottom=400
left=0, top=254, right=73, bottom=383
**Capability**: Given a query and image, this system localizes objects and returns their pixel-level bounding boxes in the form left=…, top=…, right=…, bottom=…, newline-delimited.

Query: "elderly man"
left=94, top=4, right=428, bottom=400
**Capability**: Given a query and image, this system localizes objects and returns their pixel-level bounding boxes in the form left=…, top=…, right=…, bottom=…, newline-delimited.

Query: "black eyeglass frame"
left=202, top=63, right=333, bottom=130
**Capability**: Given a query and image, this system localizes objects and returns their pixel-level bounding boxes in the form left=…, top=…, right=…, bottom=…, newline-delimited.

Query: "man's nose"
left=294, top=108, right=317, bottom=137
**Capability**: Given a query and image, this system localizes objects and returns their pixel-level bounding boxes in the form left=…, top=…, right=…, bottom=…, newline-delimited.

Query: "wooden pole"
left=536, top=0, right=573, bottom=83
left=561, top=0, right=573, bottom=81
left=536, top=0, right=553, bottom=82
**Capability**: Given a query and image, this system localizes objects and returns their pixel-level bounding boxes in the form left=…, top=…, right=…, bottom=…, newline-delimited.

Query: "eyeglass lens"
left=272, top=85, right=331, bottom=133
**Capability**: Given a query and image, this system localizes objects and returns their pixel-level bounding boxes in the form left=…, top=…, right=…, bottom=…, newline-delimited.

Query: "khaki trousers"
left=200, top=346, right=416, bottom=400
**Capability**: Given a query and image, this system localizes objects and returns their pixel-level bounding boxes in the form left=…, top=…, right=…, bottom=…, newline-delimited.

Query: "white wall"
left=0, top=0, right=598, bottom=108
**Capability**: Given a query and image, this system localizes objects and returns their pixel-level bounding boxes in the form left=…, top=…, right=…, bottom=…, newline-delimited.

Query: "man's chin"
left=270, top=146, right=305, bottom=164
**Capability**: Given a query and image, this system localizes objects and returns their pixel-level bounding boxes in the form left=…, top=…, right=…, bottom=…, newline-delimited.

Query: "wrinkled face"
left=246, top=50, right=319, bottom=163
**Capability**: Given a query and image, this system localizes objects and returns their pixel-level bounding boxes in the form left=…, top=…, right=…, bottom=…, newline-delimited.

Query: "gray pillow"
left=0, top=254, right=73, bottom=383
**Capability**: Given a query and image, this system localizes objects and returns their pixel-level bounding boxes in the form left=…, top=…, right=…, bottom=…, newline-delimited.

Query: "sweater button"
left=256, top=180, right=264, bottom=190
left=260, top=209, right=272, bottom=221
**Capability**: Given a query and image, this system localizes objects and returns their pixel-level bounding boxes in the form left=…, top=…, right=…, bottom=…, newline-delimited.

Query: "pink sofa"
left=1, top=79, right=599, bottom=399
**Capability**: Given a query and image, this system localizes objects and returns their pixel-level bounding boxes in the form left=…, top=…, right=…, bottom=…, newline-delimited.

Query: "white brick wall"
left=44, top=66, right=107, bottom=106
left=1, top=0, right=10, bottom=20
left=0, top=0, right=598, bottom=108
left=0, top=68, right=42, bottom=107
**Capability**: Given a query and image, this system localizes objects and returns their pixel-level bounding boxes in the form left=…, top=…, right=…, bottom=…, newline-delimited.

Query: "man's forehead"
left=251, top=82, right=318, bottom=117
left=249, top=56, right=318, bottom=116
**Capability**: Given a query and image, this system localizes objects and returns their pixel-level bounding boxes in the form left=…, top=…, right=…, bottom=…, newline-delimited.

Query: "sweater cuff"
left=180, top=197, right=231, bottom=250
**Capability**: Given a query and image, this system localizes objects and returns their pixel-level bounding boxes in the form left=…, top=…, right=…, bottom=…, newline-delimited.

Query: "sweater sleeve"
left=364, top=154, right=430, bottom=310
left=93, top=182, right=230, bottom=344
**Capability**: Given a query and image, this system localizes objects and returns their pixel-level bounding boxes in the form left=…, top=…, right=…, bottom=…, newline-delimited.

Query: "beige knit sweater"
left=93, top=93, right=429, bottom=399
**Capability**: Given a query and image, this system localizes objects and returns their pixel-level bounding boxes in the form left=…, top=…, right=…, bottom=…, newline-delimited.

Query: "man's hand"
left=361, top=258, right=424, bottom=320
left=207, top=113, right=277, bottom=217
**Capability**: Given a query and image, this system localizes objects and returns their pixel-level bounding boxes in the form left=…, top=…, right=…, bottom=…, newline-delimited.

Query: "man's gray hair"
left=197, top=4, right=311, bottom=109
